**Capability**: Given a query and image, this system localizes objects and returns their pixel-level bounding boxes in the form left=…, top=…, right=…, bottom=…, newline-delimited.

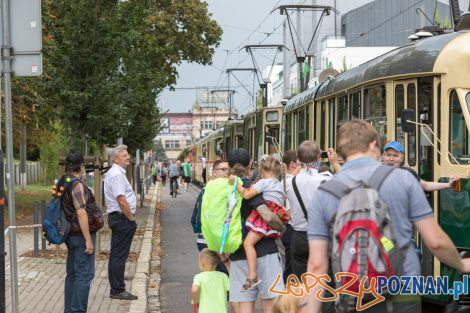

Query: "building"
left=156, top=112, right=193, bottom=160
left=155, top=106, right=234, bottom=160
left=192, top=106, right=235, bottom=141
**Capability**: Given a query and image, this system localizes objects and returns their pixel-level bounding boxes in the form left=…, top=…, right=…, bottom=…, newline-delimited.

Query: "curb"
left=129, top=183, right=158, bottom=313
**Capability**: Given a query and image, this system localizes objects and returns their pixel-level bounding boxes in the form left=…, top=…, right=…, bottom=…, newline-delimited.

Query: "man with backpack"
left=306, top=120, right=470, bottom=312
left=62, top=151, right=99, bottom=313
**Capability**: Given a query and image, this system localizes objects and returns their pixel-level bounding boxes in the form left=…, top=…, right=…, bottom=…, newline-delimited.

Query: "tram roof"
left=316, top=31, right=462, bottom=98
left=284, top=83, right=323, bottom=113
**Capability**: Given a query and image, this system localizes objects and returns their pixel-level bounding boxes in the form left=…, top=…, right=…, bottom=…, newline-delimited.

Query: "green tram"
left=283, top=30, right=470, bottom=307
left=243, top=105, right=284, bottom=164
left=222, top=119, right=245, bottom=159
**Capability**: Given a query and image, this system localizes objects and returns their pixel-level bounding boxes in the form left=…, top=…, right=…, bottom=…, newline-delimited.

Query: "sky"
left=159, top=1, right=288, bottom=115
left=159, top=0, right=470, bottom=115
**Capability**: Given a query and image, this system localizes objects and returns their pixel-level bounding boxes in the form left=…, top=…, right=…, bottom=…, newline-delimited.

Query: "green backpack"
left=201, top=177, right=243, bottom=253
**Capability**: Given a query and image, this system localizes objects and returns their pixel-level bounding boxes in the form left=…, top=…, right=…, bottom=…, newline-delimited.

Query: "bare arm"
left=76, top=208, right=93, bottom=254
left=235, top=183, right=259, bottom=200
left=228, top=175, right=259, bottom=200
left=420, top=176, right=460, bottom=192
left=117, top=195, right=135, bottom=221
left=327, top=148, right=341, bottom=173
left=191, top=284, right=200, bottom=304
left=305, top=240, right=329, bottom=313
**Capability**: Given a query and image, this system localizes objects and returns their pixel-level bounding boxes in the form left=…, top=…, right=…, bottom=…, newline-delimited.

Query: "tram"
left=189, top=28, right=470, bottom=307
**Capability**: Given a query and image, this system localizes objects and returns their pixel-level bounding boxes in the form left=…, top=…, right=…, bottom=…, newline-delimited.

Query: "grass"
left=2, top=184, right=52, bottom=226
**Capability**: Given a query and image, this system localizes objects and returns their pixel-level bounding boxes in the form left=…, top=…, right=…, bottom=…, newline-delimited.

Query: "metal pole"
left=34, top=201, right=39, bottom=256
left=0, top=150, right=5, bottom=313
left=1, top=0, right=19, bottom=310
left=283, top=21, right=290, bottom=99
left=41, top=200, right=46, bottom=251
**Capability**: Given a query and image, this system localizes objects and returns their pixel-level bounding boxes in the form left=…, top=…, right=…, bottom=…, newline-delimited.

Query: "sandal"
left=240, top=275, right=262, bottom=292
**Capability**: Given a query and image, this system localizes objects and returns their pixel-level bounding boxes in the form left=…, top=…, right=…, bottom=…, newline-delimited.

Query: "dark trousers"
left=281, top=224, right=294, bottom=284
left=291, top=229, right=309, bottom=279
left=108, top=213, right=137, bottom=295
left=202, top=168, right=207, bottom=184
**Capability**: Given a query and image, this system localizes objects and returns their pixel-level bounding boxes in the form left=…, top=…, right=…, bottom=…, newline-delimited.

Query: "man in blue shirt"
left=306, top=120, right=470, bottom=313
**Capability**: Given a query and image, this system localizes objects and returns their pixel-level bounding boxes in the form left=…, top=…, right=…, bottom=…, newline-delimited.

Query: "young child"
left=191, top=248, right=229, bottom=313
left=228, top=155, right=288, bottom=291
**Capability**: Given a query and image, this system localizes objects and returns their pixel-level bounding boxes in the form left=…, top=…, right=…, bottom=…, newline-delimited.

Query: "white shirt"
left=285, top=168, right=331, bottom=231
left=202, top=157, right=206, bottom=169
left=104, top=163, right=137, bottom=214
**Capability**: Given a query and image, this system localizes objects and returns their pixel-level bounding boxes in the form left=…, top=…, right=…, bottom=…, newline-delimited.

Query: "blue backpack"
left=42, top=176, right=78, bottom=245
left=191, top=189, right=205, bottom=233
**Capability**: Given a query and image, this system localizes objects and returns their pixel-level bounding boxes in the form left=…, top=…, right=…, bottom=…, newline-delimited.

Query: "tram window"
left=407, top=83, right=417, bottom=167
left=320, top=101, right=326, bottom=150
left=364, top=85, right=386, bottom=148
left=466, top=92, right=470, bottom=111
left=266, top=111, right=279, bottom=122
left=293, top=111, right=299, bottom=147
left=329, top=99, right=336, bottom=147
left=437, top=84, right=441, bottom=165
left=395, top=85, right=405, bottom=148
left=306, top=105, right=310, bottom=142
left=299, top=109, right=306, bottom=143
left=285, top=114, right=292, bottom=150
left=449, top=90, right=470, bottom=162
left=350, top=91, right=361, bottom=119
left=338, top=96, right=349, bottom=126
left=417, top=78, right=433, bottom=180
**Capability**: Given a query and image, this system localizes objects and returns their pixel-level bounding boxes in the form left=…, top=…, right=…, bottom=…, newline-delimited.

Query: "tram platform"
left=4, top=184, right=160, bottom=313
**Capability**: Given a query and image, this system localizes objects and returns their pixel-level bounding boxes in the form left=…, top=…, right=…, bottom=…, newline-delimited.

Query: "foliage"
left=153, top=139, right=167, bottom=161
left=434, top=8, right=452, bottom=30
left=39, top=0, right=222, bottom=154
left=38, top=125, right=67, bottom=184
left=177, top=146, right=189, bottom=161
left=340, top=56, right=352, bottom=73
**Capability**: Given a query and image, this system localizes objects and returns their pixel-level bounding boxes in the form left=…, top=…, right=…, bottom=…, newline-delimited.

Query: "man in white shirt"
left=284, top=141, right=331, bottom=279
left=104, top=145, right=138, bottom=300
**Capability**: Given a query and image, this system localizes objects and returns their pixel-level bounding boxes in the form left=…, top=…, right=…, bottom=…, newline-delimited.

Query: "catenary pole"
left=1, top=0, right=19, bottom=311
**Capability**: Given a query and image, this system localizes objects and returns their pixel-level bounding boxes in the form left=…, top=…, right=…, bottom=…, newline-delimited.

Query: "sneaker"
left=110, top=290, right=138, bottom=300
left=170, top=191, right=173, bottom=196
left=240, top=275, right=262, bottom=292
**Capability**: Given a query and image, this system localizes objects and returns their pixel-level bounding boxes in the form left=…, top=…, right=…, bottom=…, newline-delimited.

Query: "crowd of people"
left=190, top=119, right=469, bottom=313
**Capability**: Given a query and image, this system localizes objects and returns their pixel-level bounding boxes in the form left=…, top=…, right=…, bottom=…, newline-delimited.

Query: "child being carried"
left=228, top=155, right=289, bottom=292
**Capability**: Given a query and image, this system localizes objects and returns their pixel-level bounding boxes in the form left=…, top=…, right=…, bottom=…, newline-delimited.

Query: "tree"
left=153, top=139, right=167, bottom=161
left=41, top=0, right=222, bottom=153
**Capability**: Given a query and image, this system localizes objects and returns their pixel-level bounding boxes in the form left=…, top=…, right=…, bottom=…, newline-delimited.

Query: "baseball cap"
left=384, top=141, right=404, bottom=154
left=65, top=151, right=85, bottom=168
left=228, top=148, right=251, bottom=167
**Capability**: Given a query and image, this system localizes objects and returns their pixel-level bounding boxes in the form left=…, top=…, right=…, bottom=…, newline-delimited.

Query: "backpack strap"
left=368, top=165, right=395, bottom=191
left=292, top=176, right=308, bottom=219
left=318, top=179, right=348, bottom=199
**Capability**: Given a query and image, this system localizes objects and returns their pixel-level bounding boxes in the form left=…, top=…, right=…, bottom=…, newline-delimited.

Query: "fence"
left=4, top=162, right=44, bottom=185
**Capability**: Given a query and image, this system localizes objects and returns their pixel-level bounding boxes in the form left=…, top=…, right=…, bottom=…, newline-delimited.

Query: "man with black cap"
left=62, top=151, right=96, bottom=313
left=104, top=145, right=138, bottom=300
left=226, top=148, right=285, bottom=313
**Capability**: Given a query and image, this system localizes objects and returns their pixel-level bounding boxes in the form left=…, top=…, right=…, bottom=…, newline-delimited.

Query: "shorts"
left=229, top=252, right=285, bottom=302
left=183, top=176, right=191, bottom=183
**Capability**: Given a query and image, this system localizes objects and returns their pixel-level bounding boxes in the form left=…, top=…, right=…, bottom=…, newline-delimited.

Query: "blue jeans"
left=108, top=213, right=137, bottom=295
left=64, top=233, right=96, bottom=313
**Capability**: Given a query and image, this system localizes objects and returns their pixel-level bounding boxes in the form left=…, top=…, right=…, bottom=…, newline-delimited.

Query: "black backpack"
left=191, top=189, right=205, bottom=233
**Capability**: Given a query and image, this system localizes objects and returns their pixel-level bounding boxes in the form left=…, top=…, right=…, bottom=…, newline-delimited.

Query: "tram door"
left=394, top=77, right=435, bottom=276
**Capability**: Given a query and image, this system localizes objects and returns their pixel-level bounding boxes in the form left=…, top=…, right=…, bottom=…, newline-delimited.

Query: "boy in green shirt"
left=192, top=248, right=229, bottom=313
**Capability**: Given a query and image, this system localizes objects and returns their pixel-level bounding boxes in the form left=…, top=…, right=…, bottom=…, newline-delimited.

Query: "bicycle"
left=170, top=176, right=178, bottom=198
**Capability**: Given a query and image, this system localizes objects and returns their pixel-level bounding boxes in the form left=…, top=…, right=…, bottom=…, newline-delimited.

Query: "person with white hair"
left=104, top=145, right=138, bottom=300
